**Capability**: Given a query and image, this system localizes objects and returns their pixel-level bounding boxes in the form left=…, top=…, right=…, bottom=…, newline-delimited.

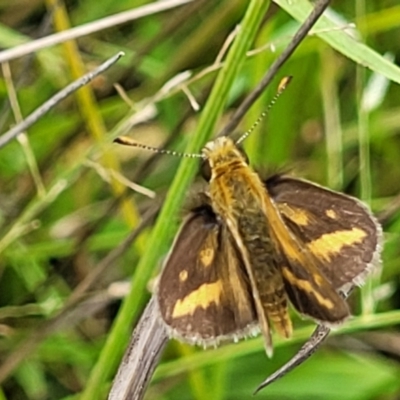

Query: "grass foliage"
left=1, top=1, right=400, bottom=399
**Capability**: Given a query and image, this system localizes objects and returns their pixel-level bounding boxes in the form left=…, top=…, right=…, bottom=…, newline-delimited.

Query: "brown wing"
left=266, top=175, right=382, bottom=294
left=260, top=180, right=350, bottom=325
left=157, top=203, right=258, bottom=347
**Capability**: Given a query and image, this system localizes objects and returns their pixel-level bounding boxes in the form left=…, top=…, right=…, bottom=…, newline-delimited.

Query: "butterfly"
left=155, top=135, right=382, bottom=356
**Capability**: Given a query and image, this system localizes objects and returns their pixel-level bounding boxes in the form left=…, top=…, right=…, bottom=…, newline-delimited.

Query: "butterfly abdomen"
left=237, top=208, right=293, bottom=339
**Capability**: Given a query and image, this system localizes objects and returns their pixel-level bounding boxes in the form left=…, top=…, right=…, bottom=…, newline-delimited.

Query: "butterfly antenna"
left=114, top=136, right=203, bottom=159
left=235, top=76, right=292, bottom=145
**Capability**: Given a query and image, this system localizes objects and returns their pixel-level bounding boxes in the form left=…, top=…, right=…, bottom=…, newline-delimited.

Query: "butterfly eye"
left=200, top=159, right=212, bottom=181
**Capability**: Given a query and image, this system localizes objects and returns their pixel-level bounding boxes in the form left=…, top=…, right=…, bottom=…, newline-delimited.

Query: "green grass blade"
left=81, top=1, right=271, bottom=399
left=274, top=0, right=400, bottom=83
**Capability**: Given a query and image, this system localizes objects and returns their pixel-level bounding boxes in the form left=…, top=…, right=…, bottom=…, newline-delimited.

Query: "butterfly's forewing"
left=267, top=175, right=382, bottom=291
left=265, top=175, right=381, bottom=323
left=156, top=203, right=258, bottom=347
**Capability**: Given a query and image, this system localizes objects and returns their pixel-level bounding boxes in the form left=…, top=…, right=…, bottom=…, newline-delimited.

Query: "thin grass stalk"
left=81, top=1, right=272, bottom=399
left=45, top=0, right=143, bottom=244
left=154, top=309, right=400, bottom=382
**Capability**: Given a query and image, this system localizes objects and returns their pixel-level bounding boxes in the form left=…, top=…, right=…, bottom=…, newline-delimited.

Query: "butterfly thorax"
left=203, top=138, right=267, bottom=228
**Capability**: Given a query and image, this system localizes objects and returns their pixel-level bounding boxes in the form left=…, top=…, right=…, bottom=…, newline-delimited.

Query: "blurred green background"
left=1, top=0, right=400, bottom=399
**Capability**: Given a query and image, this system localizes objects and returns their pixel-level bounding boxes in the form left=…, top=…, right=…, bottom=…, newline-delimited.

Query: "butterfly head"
left=201, top=136, right=249, bottom=181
